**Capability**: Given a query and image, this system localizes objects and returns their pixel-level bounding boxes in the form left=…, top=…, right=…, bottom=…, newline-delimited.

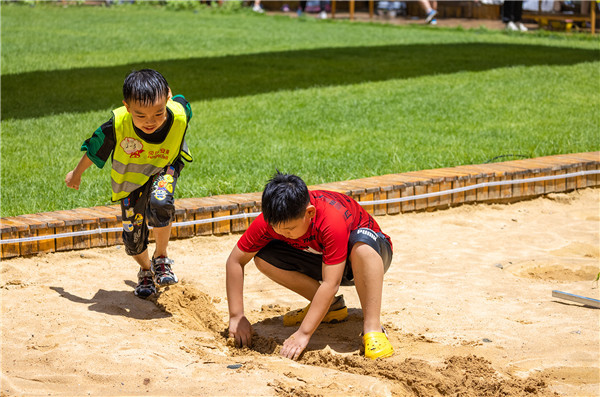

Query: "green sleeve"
left=81, top=126, right=108, bottom=169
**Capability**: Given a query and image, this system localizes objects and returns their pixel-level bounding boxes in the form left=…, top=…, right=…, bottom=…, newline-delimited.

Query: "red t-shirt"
left=237, top=190, right=392, bottom=265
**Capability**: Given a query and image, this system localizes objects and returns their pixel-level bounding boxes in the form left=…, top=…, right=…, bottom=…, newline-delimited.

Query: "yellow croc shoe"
left=283, top=295, right=348, bottom=327
left=363, top=328, right=394, bottom=360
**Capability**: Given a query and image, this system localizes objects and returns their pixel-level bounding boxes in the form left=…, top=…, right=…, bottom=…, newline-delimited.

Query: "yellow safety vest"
left=110, top=100, right=189, bottom=202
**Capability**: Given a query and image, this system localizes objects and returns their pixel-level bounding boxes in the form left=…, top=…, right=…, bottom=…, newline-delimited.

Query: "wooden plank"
left=372, top=174, right=410, bottom=190
left=534, top=171, right=547, bottom=196
left=178, top=197, right=223, bottom=236
left=476, top=176, right=490, bottom=202
left=355, top=177, right=393, bottom=215
left=70, top=209, right=100, bottom=250
left=500, top=174, right=513, bottom=199
left=400, top=186, right=415, bottom=213
left=359, top=191, right=375, bottom=215
left=174, top=210, right=195, bottom=239
left=170, top=199, right=193, bottom=239
left=543, top=170, right=557, bottom=194
left=413, top=184, right=428, bottom=211
left=449, top=165, right=488, bottom=179
left=212, top=209, right=231, bottom=235
left=15, top=215, right=51, bottom=254
left=511, top=156, right=579, bottom=170
left=386, top=174, right=433, bottom=186
left=552, top=290, right=600, bottom=309
left=464, top=177, right=477, bottom=203
left=92, top=206, right=121, bottom=245
left=574, top=166, right=586, bottom=189
left=487, top=175, right=501, bottom=201
left=458, top=165, right=506, bottom=201
left=7, top=217, right=37, bottom=256
left=523, top=173, right=539, bottom=198
left=585, top=163, right=599, bottom=187
left=554, top=169, right=567, bottom=193
left=414, top=169, right=463, bottom=182
left=23, top=213, right=61, bottom=254
left=561, top=151, right=599, bottom=163
left=52, top=210, right=88, bottom=250
left=385, top=189, right=401, bottom=215
left=375, top=185, right=393, bottom=216
left=370, top=190, right=385, bottom=216
left=439, top=180, right=453, bottom=209
left=331, top=181, right=368, bottom=197
left=426, top=182, right=441, bottom=210
left=343, top=178, right=384, bottom=194
left=0, top=219, right=20, bottom=258
left=221, top=194, right=261, bottom=233
left=19, top=229, right=37, bottom=256
left=210, top=195, right=244, bottom=235
left=451, top=179, right=465, bottom=205
left=308, top=182, right=351, bottom=195
left=230, top=206, right=248, bottom=233
left=564, top=166, right=578, bottom=191
left=35, top=227, right=57, bottom=254
left=73, top=208, right=108, bottom=248
left=403, top=170, right=445, bottom=184
left=192, top=211, right=212, bottom=236
left=104, top=220, right=122, bottom=246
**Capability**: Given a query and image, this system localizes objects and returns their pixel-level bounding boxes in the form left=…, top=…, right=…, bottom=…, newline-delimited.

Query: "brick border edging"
left=1, top=152, right=598, bottom=259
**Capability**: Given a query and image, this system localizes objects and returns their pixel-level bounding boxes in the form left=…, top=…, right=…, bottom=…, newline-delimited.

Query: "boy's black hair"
left=122, top=69, right=169, bottom=106
left=262, top=171, right=310, bottom=226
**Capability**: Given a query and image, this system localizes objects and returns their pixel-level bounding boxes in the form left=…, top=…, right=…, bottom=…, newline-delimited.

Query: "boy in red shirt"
left=226, top=172, right=394, bottom=360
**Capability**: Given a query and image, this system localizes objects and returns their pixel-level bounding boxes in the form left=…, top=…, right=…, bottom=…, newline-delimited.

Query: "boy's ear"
left=168, top=87, right=173, bottom=101
left=306, top=205, right=316, bottom=219
left=122, top=100, right=130, bottom=112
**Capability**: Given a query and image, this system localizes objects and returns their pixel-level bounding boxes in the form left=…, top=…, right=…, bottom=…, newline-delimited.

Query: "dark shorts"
left=120, top=160, right=183, bottom=256
left=255, top=228, right=392, bottom=286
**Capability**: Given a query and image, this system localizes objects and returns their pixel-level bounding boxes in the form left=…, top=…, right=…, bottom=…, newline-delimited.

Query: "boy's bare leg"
left=152, top=223, right=172, bottom=259
left=254, top=257, right=321, bottom=301
left=130, top=223, right=171, bottom=269
left=349, top=242, right=384, bottom=335
left=132, top=250, right=151, bottom=270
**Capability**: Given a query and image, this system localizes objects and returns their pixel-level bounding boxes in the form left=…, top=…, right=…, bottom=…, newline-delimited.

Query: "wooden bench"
left=523, top=1, right=597, bottom=33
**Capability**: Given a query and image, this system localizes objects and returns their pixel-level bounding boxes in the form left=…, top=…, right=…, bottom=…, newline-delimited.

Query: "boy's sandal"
left=283, top=295, right=348, bottom=326
left=363, top=327, right=394, bottom=360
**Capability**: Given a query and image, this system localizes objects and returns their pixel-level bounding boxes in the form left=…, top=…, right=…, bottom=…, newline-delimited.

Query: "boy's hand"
left=281, top=330, right=310, bottom=360
left=65, top=170, right=81, bottom=190
left=228, top=315, right=252, bottom=348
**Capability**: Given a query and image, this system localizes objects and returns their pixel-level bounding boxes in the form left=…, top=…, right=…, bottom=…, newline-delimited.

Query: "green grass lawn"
left=1, top=2, right=599, bottom=217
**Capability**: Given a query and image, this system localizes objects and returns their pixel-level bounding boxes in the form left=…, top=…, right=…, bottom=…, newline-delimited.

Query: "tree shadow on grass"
left=2, top=42, right=598, bottom=120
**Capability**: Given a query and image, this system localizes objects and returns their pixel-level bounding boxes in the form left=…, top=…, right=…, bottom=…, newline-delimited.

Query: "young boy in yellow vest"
left=65, top=69, right=192, bottom=299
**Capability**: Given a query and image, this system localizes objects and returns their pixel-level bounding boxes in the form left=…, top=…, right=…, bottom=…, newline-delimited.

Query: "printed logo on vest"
left=148, top=148, right=170, bottom=160
left=120, top=137, right=144, bottom=158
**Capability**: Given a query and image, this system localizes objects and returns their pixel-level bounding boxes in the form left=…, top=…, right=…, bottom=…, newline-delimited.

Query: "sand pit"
left=2, top=188, right=599, bottom=396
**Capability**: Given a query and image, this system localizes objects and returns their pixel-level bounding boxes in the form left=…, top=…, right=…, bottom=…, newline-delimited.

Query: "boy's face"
left=123, top=94, right=170, bottom=135
left=272, top=205, right=316, bottom=240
